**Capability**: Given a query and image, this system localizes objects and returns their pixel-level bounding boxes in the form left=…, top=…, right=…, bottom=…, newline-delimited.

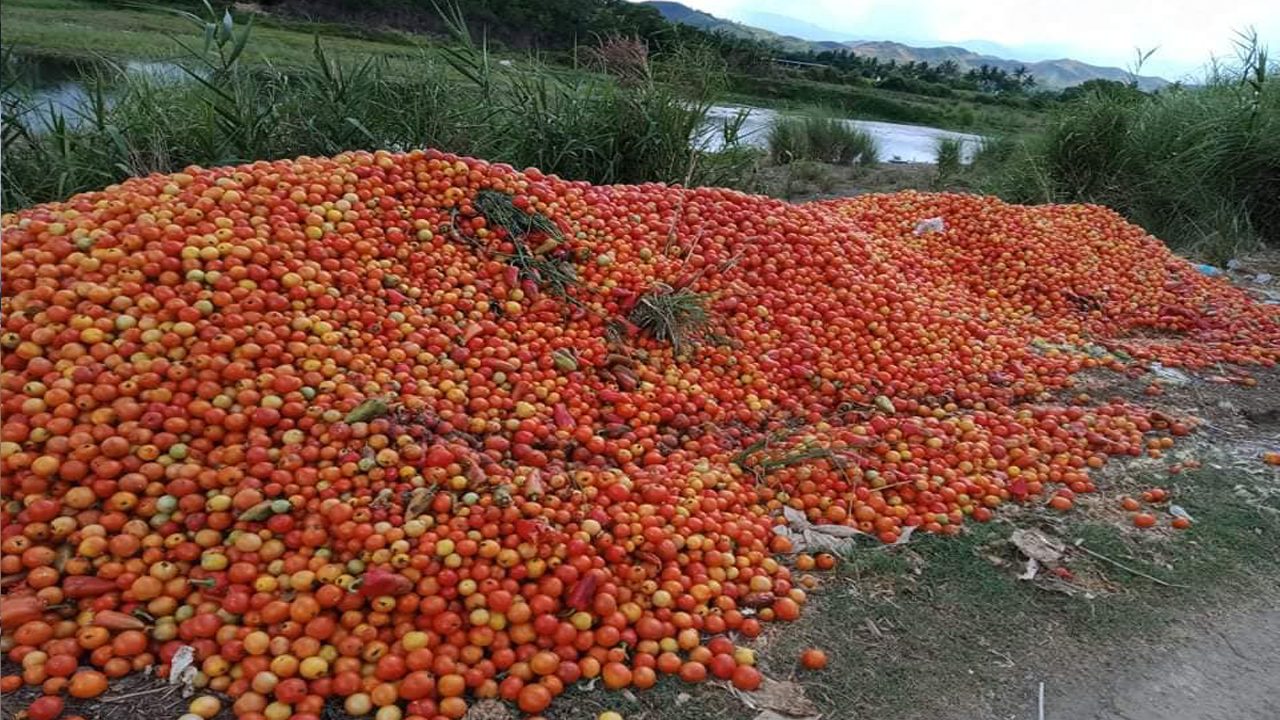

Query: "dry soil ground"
left=1046, top=603, right=1280, bottom=720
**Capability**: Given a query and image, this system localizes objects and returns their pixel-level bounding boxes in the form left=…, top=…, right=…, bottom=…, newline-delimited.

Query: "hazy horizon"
left=636, top=0, right=1279, bottom=81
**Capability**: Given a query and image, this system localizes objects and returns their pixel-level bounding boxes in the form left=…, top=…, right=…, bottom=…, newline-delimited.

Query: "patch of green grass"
left=0, top=0, right=429, bottom=68
left=1154, top=474, right=1280, bottom=573
left=547, top=674, right=743, bottom=720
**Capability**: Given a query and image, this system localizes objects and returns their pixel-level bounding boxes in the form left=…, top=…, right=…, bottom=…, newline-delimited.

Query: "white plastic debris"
left=913, top=217, right=945, bottom=235
left=168, top=644, right=199, bottom=693
left=1011, top=528, right=1064, bottom=581
left=1151, top=362, right=1192, bottom=385
left=727, top=676, right=819, bottom=717
left=168, top=645, right=195, bottom=684
left=1010, top=528, right=1065, bottom=564
left=773, top=506, right=864, bottom=553
left=772, top=505, right=913, bottom=552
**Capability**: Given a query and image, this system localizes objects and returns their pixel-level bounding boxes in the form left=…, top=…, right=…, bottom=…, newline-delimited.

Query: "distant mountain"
left=642, top=2, right=821, bottom=52
left=952, top=39, right=1019, bottom=59
left=843, top=40, right=1168, bottom=91
left=644, top=2, right=1168, bottom=90
left=643, top=1, right=721, bottom=29
left=734, top=11, right=861, bottom=43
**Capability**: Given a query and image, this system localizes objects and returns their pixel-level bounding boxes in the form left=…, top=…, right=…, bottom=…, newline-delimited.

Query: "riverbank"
left=2, top=0, right=761, bottom=208
left=704, top=104, right=984, bottom=162
left=0, top=0, right=1009, bottom=210
left=1, top=0, right=1040, bottom=136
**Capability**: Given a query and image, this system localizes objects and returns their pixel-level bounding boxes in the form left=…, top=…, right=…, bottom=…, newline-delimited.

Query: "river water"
left=704, top=104, right=984, bottom=164
left=5, top=54, right=982, bottom=164
left=2, top=54, right=187, bottom=128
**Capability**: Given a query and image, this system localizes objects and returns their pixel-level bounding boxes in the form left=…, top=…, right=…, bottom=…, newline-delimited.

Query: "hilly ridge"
left=644, top=1, right=1169, bottom=90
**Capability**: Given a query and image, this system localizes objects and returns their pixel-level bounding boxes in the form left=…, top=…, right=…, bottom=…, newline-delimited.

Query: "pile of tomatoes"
left=2, top=149, right=1277, bottom=720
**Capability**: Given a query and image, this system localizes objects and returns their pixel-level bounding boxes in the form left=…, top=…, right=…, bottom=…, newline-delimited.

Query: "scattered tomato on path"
left=801, top=648, right=829, bottom=670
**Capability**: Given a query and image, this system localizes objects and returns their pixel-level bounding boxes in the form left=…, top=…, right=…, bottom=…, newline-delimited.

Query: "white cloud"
left=650, top=0, right=1279, bottom=80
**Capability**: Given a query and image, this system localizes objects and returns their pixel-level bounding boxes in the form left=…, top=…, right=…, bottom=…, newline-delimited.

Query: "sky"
left=643, top=0, right=1280, bottom=80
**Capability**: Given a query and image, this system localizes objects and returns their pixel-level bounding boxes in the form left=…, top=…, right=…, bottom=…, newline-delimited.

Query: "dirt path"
left=1039, top=604, right=1280, bottom=720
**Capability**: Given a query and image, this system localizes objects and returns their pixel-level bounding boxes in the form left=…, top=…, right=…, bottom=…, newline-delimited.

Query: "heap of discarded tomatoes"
left=2, top=149, right=1277, bottom=720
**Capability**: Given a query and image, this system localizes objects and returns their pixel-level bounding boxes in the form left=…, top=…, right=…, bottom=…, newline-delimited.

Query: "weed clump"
left=767, top=110, right=878, bottom=166
left=629, top=283, right=712, bottom=357
left=934, top=136, right=964, bottom=178
left=978, top=30, right=1280, bottom=262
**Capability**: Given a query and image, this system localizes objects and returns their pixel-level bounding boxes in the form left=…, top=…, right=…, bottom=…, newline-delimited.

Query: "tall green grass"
left=765, top=116, right=807, bottom=164
left=933, top=136, right=963, bottom=178
left=766, top=111, right=878, bottom=166
left=0, top=5, right=758, bottom=210
left=979, top=31, right=1279, bottom=262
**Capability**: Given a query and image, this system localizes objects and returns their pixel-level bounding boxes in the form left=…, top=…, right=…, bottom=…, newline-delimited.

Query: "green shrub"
left=979, top=31, right=1280, bottom=262
left=934, top=136, right=964, bottom=178
left=766, top=116, right=807, bottom=164
left=766, top=110, right=878, bottom=166
left=803, top=115, right=876, bottom=165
